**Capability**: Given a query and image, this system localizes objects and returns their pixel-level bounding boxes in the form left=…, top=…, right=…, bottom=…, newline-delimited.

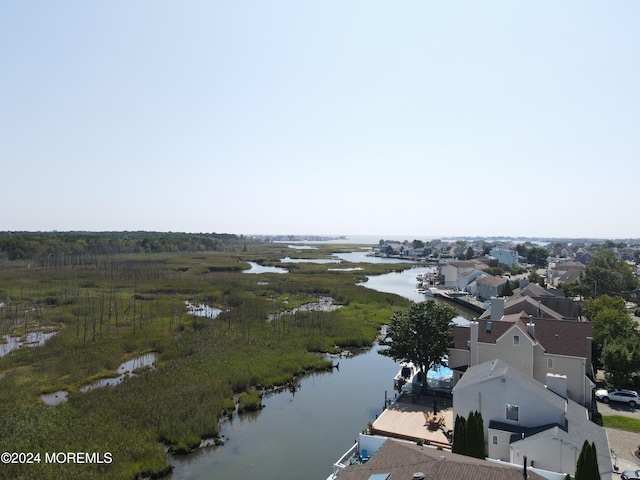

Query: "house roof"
left=509, top=399, right=612, bottom=477
left=516, top=283, right=555, bottom=298
left=479, top=286, right=582, bottom=320
left=557, top=269, right=582, bottom=284
left=442, top=260, right=477, bottom=269
left=336, top=438, right=545, bottom=480
left=477, top=275, right=508, bottom=287
left=479, top=296, right=567, bottom=320
left=451, top=314, right=592, bottom=358
left=452, top=359, right=567, bottom=411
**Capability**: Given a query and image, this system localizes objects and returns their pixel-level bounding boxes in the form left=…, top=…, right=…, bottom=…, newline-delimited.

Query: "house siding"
left=453, top=378, right=565, bottom=453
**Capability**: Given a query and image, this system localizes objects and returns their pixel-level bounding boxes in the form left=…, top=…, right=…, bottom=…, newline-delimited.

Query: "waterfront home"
left=479, top=285, right=582, bottom=320
left=329, top=434, right=547, bottom=480
left=439, top=260, right=487, bottom=290
left=448, top=310, right=594, bottom=408
left=476, top=275, right=509, bottom=301
left=452, top=359, right=611, bottom=479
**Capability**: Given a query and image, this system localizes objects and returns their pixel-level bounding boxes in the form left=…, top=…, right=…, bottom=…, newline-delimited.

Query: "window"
left=547, top=358, right=553, bottom=369
left=513, top=335, right=520, bottom=346
left=506, top=404, right=519, bottom=422
left=492, top=435, right=498, bottom=445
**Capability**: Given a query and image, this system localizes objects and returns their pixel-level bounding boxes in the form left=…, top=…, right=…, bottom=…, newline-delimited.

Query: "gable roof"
left=442, top=260, right=478, bottom=269
left=517, top=283, right=555, bottom=297
left=477, top=275, right=508, bottom=287
left=510, top=399, right=612, bottom=477
left=452, top=359, right=566, bottom=411
left=479, top=293, right=581, bottom=320
left=451, top=314, right=592, bottom=358
left=336, top=438, right=545, bottom=480
left=479, top=296, right=566, bottom=320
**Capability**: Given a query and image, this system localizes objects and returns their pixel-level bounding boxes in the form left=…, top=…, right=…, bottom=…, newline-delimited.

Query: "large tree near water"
left=379, top=300, right=457, bottom=393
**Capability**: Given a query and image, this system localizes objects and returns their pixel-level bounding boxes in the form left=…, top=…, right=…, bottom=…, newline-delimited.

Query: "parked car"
left=595, top=388, right=639, bottom=407
left=621, top=469, right=640, bottom=480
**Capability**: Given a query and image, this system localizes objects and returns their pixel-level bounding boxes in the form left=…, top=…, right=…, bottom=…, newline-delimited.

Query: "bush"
left=238, top=391, right=262, bottom=413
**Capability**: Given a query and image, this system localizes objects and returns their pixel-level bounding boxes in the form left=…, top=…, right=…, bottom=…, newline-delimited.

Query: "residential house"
left=331, top=434, right=547, bottom=480
left=448, top=309, right=594, bottom=408
left=439, top=261, right=486, bottom=290
left=548, top=261, right=584, bottom=288
left=490, top=247, right=519, bottom=267
left=479, top=284, right=582, bottom=320
left=476, top=275, right=508, bottom=301
left=452, top=359, right=611, bottom=479
left=574, top=249, right=593, bottom=265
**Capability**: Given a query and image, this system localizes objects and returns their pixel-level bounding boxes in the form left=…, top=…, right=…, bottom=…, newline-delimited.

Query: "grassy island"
left=0, top=233, right=411, bottom=479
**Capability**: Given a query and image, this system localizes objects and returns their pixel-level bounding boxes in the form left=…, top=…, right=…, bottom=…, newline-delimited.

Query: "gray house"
left=476, top=275, right=508, bottom=301
left=452, top=359, right=611, bottom=479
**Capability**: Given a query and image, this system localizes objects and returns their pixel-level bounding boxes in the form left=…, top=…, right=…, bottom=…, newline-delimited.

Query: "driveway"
left=595, top=399, right=640, bottom=471
left=597, top=399, right=640, bottom=418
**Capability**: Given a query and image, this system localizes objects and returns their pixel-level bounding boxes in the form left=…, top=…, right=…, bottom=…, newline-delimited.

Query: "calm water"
left=169, top=254, right=474, bottom=479
left=243, top=261, right=289, bottom=274
left=168, top=345, right=400, bottom=480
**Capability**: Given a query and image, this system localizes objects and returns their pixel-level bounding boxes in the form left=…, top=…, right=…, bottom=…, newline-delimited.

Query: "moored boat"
left=393, top=362, right=419, bottom=391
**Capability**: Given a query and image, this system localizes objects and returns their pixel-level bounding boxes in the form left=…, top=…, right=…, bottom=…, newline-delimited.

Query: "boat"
left=393, top=362, right=419, bottom=391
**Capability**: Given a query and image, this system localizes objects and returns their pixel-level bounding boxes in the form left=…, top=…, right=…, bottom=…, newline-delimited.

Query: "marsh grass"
left=0, top=245, right=409, bottom=478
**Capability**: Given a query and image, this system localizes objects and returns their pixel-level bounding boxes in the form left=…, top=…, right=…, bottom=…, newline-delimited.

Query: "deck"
left=372, top=393, right=453, bottom=448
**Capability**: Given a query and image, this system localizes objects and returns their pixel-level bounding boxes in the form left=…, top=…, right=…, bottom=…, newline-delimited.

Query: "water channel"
left=169, top=256, right=475, bottom=480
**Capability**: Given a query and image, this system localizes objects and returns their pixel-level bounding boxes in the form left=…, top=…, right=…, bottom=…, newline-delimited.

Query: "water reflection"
left=243, top=262, right=288, bottom=274
left=279, top=257, right=341, bottom=264
left=40, top=390, right=68, bottom=406
left=168, top=345, right=401, bottom=480
left=185, top=301, right=224, bottom=318
left=331, top=252, right=411, bottom=264
left=0, top=330, right=57, bottom=357
left=80, top=353, right=157, bottom=392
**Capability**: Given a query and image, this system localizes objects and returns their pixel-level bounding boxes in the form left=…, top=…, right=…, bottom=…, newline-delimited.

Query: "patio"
left=371, top=393, right=453, bottom=448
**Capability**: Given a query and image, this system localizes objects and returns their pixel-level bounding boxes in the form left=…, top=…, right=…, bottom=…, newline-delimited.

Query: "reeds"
left=0, top=243, right=408, bottom=478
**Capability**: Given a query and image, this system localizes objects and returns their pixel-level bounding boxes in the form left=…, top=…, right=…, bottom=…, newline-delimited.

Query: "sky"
left=1, top=1, right=638, bottom=239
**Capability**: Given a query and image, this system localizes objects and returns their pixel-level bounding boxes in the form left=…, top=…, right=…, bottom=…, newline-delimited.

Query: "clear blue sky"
left=2, top=1, right=638, bottom=239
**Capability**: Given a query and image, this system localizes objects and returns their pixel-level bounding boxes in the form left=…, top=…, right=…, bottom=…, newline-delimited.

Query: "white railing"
left=327, top=443, right=358, bottom=480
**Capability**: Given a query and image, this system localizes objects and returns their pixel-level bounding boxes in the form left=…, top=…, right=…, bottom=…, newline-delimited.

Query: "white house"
left=452, top=359, right=612, bottom=479
left=439, top=261, right=486, bottom=290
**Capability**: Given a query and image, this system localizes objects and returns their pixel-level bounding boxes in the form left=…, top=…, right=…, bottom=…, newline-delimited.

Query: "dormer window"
left=513, top=334, right=520, bottom=346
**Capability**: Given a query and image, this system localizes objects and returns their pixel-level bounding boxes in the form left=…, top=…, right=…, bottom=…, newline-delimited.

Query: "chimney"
left=470, top=320, right=479, bottom=366
left=546, top=373, right=567, bottom=398
left=527, top=315, right=535, bottom=338
left=491, top=297, right=504, bottom=320
left=586, top=336, right=593, bottom=370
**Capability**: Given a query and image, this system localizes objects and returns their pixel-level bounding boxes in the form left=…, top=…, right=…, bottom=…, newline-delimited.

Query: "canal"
left=169, top=257, right=475, bottom=479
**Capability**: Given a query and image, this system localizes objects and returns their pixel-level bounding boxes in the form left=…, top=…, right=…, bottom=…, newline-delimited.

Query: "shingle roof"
left=452, top=314, right=593, bottom=358
left=479, top=284, right=582, bottom=320
left=510, top=399, right=612, bottom=477
left=517, top=283, right=555, bottom=298
left=336, top=439, right=545, bottom=480
left=477, top=275, right=508, bottom=287
left=451, top=359, right=567, bottom=411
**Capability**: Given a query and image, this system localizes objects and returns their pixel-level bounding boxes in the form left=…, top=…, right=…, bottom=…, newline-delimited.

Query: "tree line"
left=0, top=231, right=254, bottom=260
